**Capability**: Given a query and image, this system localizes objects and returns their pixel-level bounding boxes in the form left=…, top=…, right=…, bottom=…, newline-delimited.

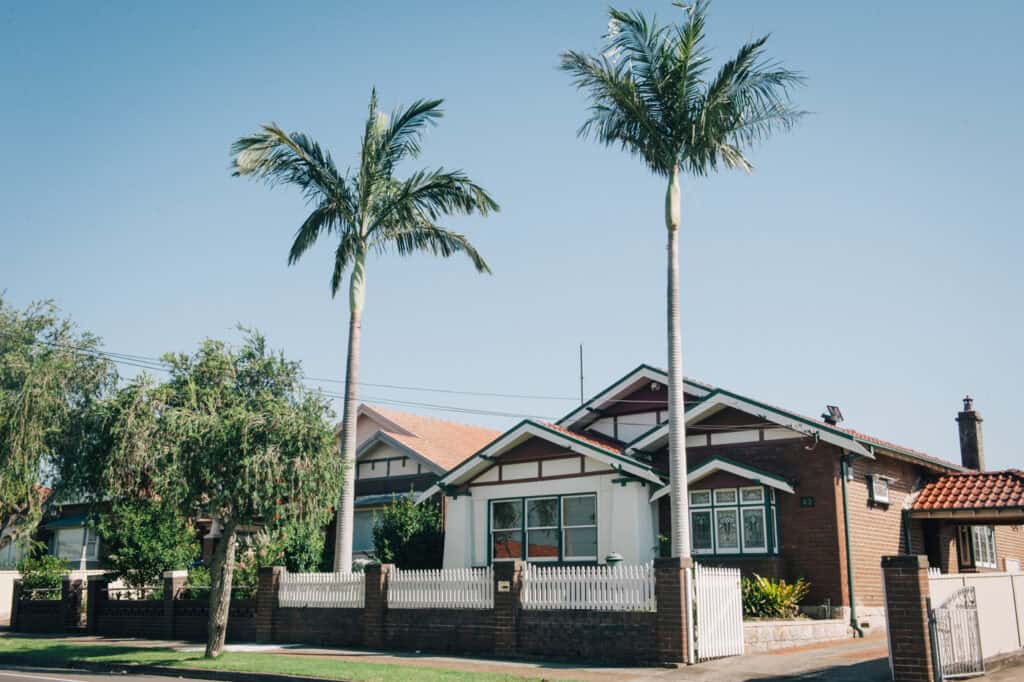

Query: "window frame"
left=489, top=493, right=598, bottom=564
left=868, top=475, right=891, bottom=506
left=526, top=497, right=560, bottom=562
left=687, top=485, right=779, bottom=557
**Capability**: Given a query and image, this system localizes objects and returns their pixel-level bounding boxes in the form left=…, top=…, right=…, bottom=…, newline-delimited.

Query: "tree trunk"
left=205, top=520, right=237, bottom=658
left=665, top=166, right=691, bottom=559
left=333, top=257, right=366, bottom=573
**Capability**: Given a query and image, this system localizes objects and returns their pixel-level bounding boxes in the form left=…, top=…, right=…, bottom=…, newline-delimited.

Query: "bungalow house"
left=323, top=404, right=500, bottom=564
left=424, top=364, right=1024, bottom=632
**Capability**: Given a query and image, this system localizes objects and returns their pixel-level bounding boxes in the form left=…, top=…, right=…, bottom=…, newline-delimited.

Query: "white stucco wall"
left=442, top=473, right=658, bottom=568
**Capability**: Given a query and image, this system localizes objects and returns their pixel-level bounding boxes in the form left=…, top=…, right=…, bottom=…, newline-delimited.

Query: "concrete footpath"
left=0, top=632, right=895, bottom=681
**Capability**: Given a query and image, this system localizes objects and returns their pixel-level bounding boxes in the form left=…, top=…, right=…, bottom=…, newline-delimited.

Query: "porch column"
left=655, top=556, right=692, bottom=664
left=881, top=555, right=935, bottom=682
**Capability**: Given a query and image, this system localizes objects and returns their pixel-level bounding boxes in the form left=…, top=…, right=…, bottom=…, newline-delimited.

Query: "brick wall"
left=518, top=610, right=657, bottom=662
left=12, top=598, right=62, bottom=633
left=881, top=555, right=935, bottom=682
left=274, top=607, right=363, bottom=648
left=385, top=609, right=495, bottom=655
left=996, top=525, right=1024, bottom=569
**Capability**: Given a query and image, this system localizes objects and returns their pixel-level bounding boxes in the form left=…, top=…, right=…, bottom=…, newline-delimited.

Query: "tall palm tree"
left=562, top=1, right=803, bottom=559
left=231, top=90, right=499, bottom=572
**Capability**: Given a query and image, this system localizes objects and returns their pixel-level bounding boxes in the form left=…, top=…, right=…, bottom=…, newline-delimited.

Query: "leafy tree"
left=96, top=499, right=198, bottom=590
left=372, top=496, right=443, bottom=569
left=17, top=552, right=66, bottom=599
left=63, top=331, right=341, bottom=658
left=231, top=90, right=499, bottom=572
left=0, top=296, right=116, bottom=550
left=561, top=1, right=803, bottom=557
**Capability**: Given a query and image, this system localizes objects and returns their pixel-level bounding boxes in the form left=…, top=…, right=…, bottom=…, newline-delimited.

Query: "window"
left=958, top=525, right=998, bottom=570
left=352, top=510, right=376, bottom=553
left=84, top=528, right=99, bottom=561
left=490, top=494, right=597, bottom=563
left=689, top=486, right=778, bottom=556
left=868, top=475, right=890, bottom=505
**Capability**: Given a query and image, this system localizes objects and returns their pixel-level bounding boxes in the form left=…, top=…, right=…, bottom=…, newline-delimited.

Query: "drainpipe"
left=840, top=454, right=866, bottom=638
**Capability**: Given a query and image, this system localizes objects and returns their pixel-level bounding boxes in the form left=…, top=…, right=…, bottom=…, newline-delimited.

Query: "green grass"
left=0, top=636, right=548, bottom=682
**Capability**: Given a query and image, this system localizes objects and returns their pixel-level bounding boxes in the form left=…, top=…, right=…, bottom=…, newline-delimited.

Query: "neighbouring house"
left=0, top=485, right=52, bottom=569
left=424, top=364, right=1024, bottom=633
left=322, top=404, right=501, bottom=563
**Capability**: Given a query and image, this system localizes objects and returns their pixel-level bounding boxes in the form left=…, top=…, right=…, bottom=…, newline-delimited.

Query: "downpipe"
left=840, top=454, right=866, bottom=638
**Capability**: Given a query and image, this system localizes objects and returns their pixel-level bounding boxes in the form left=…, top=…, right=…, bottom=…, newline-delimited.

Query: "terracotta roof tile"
left=912, top=470, right=1024, bottom=511
left=539, top=422, right=627, bottom=457
left=362, top=405, right=501, bottom=471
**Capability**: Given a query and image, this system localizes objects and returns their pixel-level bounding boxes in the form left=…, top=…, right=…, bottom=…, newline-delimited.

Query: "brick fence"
left=881, top=555, right=935, bottom=682
left=12, top=560, right=692, bottom=665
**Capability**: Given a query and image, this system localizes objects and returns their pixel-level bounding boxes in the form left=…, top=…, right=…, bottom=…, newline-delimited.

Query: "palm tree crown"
left=561, top=1, right=804, bottom=178
left=232, top=90, right=498, bottom=294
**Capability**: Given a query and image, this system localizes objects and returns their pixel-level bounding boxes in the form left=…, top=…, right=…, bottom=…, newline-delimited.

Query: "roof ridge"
left=365, top=404, right=500, bottom=436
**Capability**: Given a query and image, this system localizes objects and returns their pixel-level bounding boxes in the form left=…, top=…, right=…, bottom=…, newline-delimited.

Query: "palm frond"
left=231, top=124, right=345, bottom=206
left=372, top=219, right=491, bottom=274
left=288, top=200, right=339, bottom=266
left=330, top=232, right=363, bottom=297
left=379, top=98, right=444, bottom=170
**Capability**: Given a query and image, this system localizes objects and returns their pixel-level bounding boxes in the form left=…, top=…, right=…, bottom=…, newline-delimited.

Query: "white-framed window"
left=490, top=494, right=597, bottom=563
left=52, top=526, right=98, bottom=563
left=688, top=486, right=778, bottom=556
left=972, top=526, right=997, bottom=569
left=868, top=475, right=891, bottom=505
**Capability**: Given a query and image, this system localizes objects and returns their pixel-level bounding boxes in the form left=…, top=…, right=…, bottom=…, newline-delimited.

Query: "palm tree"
left=231, top=90, right=499, bottom=572
left=561, top=1, right=803, bottom=559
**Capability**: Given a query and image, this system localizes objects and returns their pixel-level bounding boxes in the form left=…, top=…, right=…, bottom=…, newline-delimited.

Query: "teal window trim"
left=689, top=484, right=779, bottom=558
left=488, top=492, right=598, bottom=565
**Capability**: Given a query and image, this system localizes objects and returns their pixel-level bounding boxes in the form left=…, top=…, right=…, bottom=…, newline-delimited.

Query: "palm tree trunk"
left=205, top=519, right=237, bottom=658
left=665, top=166, right=691, bottom=559
left=333, top=257, right=366, bottom=573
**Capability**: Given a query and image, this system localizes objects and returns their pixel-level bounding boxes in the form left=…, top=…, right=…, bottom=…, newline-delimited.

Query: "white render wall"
left=442, top=472, right=658, bottom=568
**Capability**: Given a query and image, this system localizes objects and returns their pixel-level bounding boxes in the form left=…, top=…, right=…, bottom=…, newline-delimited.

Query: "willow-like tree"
left=562, top=2, right=803, bottom=557
left=0, top=297, right=115, bottom=554
left=68, top=333, right=341, bottom=658
left=231, top=91, right=498, bottom=572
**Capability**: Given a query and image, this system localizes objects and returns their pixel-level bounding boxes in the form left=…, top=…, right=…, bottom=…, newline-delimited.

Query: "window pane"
left=492, top=531, right=523, bottom=559
left=690, top=490, right=711, bottom=507
left=564, top=527, right=597, bottom=559
left=492, top=500, right=522, bottom=530
left=691, top=511, right=713, bottom=552
left=527, top=498, right=558, bottom=528
left=742, top=508, right=766, bottom=551
left=716, top=510, right=739, bottom=551
left=714, top=489, right=738, bottom=505
left=740, top=487, right=764, bottom=505
left=527, top=529, right=559, bottom=559
left=56, top=528, right=84, bottom=561
left=562, top=496, right=596, bottom=526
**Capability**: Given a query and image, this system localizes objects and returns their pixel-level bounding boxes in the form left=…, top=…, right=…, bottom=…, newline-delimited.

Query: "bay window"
left=491, top=494, right=597, bottom=563
left=690, top=485, right=777, bottom=556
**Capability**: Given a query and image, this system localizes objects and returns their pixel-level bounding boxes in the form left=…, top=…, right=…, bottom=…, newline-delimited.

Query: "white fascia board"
left=627, top=423, right=670, bottom=454
left=432, top=421, right=664, bottom=491
left=558, top=365, right=711, bottom=429
left=688, top=458, right=796, bottom=494
left=355, top=432, right=445, bottom=476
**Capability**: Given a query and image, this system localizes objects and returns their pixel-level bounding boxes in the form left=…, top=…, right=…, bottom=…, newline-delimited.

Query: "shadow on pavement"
left=746, top=656, right=890, bottom=681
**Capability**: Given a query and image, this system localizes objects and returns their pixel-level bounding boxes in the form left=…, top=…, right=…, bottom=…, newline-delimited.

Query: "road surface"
left=0, top=668, right=210, bottom=682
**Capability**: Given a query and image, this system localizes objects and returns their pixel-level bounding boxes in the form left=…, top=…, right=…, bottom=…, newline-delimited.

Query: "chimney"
left=956, top=395, right=985, bottom=471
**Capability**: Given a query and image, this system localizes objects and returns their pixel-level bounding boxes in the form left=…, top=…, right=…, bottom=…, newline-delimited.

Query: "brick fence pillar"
left=85, top=574, right=108, bottom=634
left=256, top=566, right=284, bottom=643
left=882, top=555, right=935, bottom=682
left=10, top=579, right=22, bottom=632
left=655, top=556, right=692, bottom=664
left=162, top=570, right=187, bottom=640
left=363, top=563, right=392, bottom=649
left=493, top=560, right=523, bottom=657
left=60, top=576, right=84, bottom=630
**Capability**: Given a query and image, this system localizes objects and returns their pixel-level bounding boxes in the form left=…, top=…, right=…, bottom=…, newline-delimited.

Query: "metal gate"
left=692, top=563, right=744, bottom=661
left=930, top=586, right=984, bottom=680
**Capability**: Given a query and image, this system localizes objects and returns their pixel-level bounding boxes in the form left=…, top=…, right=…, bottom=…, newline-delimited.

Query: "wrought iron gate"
left=930, top=586, right=984, bottom=680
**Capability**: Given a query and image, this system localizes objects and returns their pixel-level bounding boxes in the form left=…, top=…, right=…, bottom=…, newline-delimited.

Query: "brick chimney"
left=956, top=395, right=985, bottom=471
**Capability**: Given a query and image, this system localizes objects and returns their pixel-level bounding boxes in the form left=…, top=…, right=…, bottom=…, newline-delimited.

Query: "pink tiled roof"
left=912, top=470, right=1024, bottom=511
left=539, top=422, right=626, bottom=456
left=363, top=405, right=501, bottom=471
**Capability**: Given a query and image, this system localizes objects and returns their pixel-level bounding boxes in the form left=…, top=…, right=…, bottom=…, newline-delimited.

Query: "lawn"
left=0, top=636, right=547, bottom=682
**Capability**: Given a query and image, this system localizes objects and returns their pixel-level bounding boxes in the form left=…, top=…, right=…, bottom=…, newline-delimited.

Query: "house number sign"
left=800, top=496, right=815, bottom=508
left=497, top=580, right=511, bottom=593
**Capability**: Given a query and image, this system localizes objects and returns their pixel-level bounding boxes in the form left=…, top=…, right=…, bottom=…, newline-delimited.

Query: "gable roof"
left=557, top=364, right=713, bottom=430
left=419, top=419, right=665, bottom=501
left=911, top=470, right=1024, bottom=513
left=357, top=404, right=501, bottom=472
left=650, top=456, right=796, bottom=501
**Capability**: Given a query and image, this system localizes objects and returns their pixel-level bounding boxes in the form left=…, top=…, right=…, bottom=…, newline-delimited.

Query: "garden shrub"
left=741, top=573, right=810, bottom=618
left=372, top=495, right=443, bottom=569
left=17, top=553, right=66, bottom=599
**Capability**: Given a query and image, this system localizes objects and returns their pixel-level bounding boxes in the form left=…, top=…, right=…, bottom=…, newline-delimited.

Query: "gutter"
left=840, top=454, right=866, bottom=638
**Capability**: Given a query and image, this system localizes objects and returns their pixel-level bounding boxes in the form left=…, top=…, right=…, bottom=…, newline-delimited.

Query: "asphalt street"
left=0, top=668, right=210, bottom=682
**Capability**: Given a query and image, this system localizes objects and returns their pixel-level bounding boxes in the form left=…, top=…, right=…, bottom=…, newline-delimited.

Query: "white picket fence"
left=693, top=563, right=744, bottom=660
left=278, top=571, right=365, bottom=608
left=388, top=567, right=493, bottom=609
left=521, top=562, right=656, bottom=612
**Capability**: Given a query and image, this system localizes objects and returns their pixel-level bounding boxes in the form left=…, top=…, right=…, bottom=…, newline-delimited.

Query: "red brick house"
left=427, top=364, right=1024, bottom=634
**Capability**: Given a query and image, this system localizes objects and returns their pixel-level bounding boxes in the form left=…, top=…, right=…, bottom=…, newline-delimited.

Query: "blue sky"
left=2, top=1, right=1021, bottom=470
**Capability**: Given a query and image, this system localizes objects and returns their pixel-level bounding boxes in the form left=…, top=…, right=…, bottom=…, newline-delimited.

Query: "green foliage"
left=372, top=496, right=443, bottom=569
left=561, top=1, right=805, bottom=178
left=183, top=565, right=210, bottom=600
left=96, top=499, right=198, bottom=590
left=0, top=297, right=116, bottom=546
left=741, top=573, right=810, bottom=619
left=17, top=553, right=66, bottom=599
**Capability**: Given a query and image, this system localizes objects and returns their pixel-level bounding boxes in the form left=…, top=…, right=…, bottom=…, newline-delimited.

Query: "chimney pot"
left=956, top=396, right=984, bottom=471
